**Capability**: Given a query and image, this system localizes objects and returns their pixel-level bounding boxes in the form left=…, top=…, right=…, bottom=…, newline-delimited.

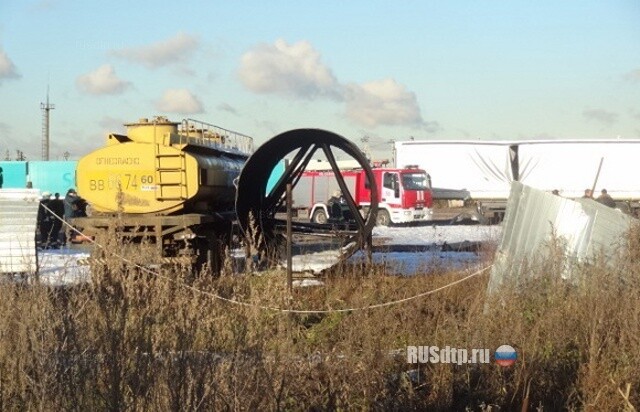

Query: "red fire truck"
left=292, top=166, right=433, bottom=225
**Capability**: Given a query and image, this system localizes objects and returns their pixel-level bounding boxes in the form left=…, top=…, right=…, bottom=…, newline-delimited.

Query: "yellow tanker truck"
left=74, top=116, right=253, bottom=269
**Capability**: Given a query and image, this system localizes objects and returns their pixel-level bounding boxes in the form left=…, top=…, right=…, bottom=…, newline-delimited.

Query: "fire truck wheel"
left=311, top=209, right=328, bottom=224
left=375, top=209, right=391, bottom=226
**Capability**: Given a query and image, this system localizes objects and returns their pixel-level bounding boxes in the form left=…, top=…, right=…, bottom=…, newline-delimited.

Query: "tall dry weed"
left=0, top=223, right=639, bottom=409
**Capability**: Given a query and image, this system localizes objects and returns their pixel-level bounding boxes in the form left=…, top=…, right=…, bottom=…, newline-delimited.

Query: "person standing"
left=49, top=192, right=65, bottom=246
left=64, top=188, right=78, bottom=220
left=0, top=166, right=3, bottom=188
left=37, top=192, right=54, bottom=248
left=328, top=190, right=344, bottom=220
left=63, top=188, right=78, bottom=243
left=596, top=189, right=616, bottom=208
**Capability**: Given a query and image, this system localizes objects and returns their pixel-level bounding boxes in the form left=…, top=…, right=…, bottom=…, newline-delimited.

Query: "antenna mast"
left=40, top=85, right=55, bottom=160
left=360, top=136, right=371, bottom=160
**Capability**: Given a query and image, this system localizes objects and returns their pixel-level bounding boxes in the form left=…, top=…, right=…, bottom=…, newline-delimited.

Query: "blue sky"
left=0, top=0, right=639, bottom=161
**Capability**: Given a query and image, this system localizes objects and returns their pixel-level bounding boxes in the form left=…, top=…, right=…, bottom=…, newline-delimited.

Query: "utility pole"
left=40, top=85, right=55, bottom=161
left=388, top=139, right=396, bottom=167
left=360, top=136, right=371, bottom=161
left=286, top=183, right=293, bottom=292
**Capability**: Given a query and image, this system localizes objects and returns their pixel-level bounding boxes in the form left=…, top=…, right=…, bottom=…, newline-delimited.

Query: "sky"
left=0, top=0, right=639, bottom=161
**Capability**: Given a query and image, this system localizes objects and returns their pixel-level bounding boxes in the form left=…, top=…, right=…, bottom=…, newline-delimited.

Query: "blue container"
left=27, top=161, right=77, bottom=195
left=0, top=161, right=28, bottom=189
left=266, top=159, right=287, bottom=195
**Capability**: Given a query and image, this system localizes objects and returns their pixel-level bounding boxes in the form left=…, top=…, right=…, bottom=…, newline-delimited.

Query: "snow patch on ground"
left=35, top=248, right=91, bottom=286
left=16, top=225, right=502, bottom=284
left=348, top=250, right=481, bottom=276
left=373, top=225, right=502, bottom=246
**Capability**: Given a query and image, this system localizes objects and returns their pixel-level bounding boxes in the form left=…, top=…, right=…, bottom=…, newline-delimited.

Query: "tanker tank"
left=76, top=117, right=254, bottom=215
left=73, top=122, right=377, bottom=275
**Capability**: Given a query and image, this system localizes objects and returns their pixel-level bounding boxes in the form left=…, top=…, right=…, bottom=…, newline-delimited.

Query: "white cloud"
left=0, top=48, right=20, bottom=82
left=422, top=121, right=442, bottom=134
left=217, top=102, right=238, bottom=115
left=30, top=0, right=56, bottom=12
left=582, top=108, right=618, bottom=126
left=344, top=79, right=425, bottom=128
left=98, top=116, right=126, bottom=133
left=155, top=89, right=204, bottom=114
left=0, top=123, right=19, bottom=155
left=623, top=69, right=640, bottom=82
left=76, top=64, right=131, bottom=95
left=238, top=39, right=340, bottom=99
left=112, top=32, right=199, bottom=69
left=238, top=39, right=434, bottom=129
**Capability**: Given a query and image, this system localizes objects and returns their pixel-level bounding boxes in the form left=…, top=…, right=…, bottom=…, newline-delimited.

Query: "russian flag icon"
left=495, top=345, right=517, bottom=367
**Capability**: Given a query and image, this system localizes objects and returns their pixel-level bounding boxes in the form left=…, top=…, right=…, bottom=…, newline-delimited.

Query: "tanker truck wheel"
left=236, top=129, right=379, bottom=274
left=376, top=209, right=391, bottom=226
left=311, top=209, right=327, bottom=224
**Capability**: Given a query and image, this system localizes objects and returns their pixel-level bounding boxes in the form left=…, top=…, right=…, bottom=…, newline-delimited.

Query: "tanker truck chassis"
left=72, top=213, right=232, bottom=269
left=73, top=117, right=379, bottom=275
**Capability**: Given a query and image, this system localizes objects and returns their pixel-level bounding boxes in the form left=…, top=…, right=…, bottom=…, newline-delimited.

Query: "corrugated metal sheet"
left=488, top=182, right=634, bottom=292
left=0, top=189, right=40, bottom=274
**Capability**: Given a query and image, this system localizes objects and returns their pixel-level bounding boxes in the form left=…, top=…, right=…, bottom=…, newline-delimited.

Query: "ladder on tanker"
left=154, top=149, right=188, bottom=201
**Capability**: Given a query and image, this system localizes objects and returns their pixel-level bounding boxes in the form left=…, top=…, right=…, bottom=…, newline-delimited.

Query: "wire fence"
left=39, top=202, right=492, bottom=314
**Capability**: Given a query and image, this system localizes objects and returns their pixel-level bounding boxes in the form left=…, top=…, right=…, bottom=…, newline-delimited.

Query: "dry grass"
left=1, top=224, right=640, bottom=410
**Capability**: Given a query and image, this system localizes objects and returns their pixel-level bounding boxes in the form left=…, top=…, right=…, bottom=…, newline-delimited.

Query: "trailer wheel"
left=311, top=209, right=328, bottom=224
left=236, top=129, right=379, bottom=273
left=376, top=210, right=391, bottom=226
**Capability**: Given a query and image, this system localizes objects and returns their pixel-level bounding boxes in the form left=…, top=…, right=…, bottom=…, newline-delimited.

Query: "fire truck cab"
left=306, top=166, right=433, bottom=226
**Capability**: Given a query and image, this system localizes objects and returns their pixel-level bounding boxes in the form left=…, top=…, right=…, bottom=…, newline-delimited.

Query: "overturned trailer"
left=394, top=139, right=640, bottom=221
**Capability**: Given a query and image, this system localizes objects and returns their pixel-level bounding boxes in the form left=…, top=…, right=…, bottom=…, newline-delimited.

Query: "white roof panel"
left=0, top=189, right=40, bottom=274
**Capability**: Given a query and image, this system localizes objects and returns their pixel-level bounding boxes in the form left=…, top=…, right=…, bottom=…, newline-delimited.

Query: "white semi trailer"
left=394, top=139, right=640, bottom=222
